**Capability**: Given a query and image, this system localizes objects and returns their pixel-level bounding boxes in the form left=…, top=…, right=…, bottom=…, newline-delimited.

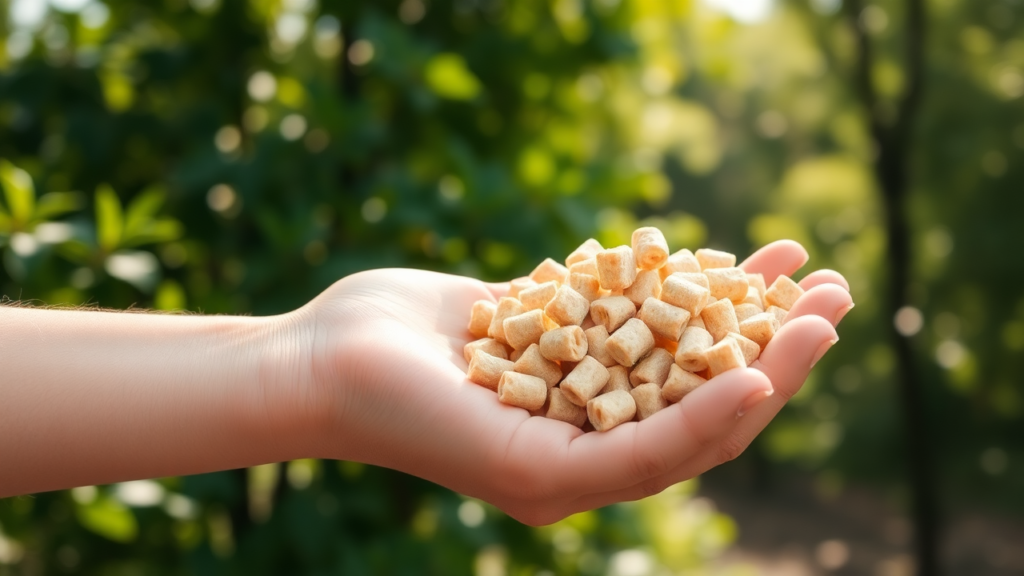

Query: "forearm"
left=0, top=305, right=312, bottom=497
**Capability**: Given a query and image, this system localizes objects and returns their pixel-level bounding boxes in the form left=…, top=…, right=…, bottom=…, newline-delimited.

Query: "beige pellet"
left=584, top=325, right=617, bottom=367
left=606, top=318, right=656, bottom=367
left=661, top=274, right=711, bottom=317
left=629, top=347, right=675, bottom=387
left=695, top=248, right=737, bottom=270
left=468, top=300, right=497, bottom=338
left=508, top=277, right=536, bottom=298
left=569, top=272, right=603, bottom=302
left=734, top=303, right=763, bottom=324
left=631, top=383, right=668, bottom=420
left=631, top=226, right=670, bottom=270
left=637, top=297, right=690, bottom=342
left=687, top=315, right=706, bottom=329
left=765, top=274, right=804, bottom=310
left=659, top=248, right=702, bottom=280
left=539, top=325, right=588, bottom=362
left=545, top=285, right=591, bottom=326
left=565, top=238, right=604, bottom=267
left=596, top=246, right=638, bottom=291
left=587, top=390, right=637, bottom=432
left=488, top=297, right=526, bottom=345
left=497, top=371, right=548, bottom=410
left=739, top=312, right=780, bottom=351
left=742, top=286, right=765, bottom=309
left=463, top=338, right=509, bottom=363
left=590, top=295, right=637, bottom=333
left=705, top=337, right=746, bottom=377
left=767, top=305, right=789, bottom=326
left=623, top=269, right=662, bottom=307
left=581, top=315, right=596, bottom=330
left=747, top=273, right=767, bottom=300
left=467, top=350, right=515, bottom=391
left=675, top=326, right=713, bottom=372
left=519, top=281, right=559, bottom=311
left=661, top=364, right=707, bottom=403
left=700, top=298, right=740, bottom=342
left=546, top=388, right=588, bottom=427
left=675, top=271, right=710, bottom=290
left=504, top=309, right=550, bottom=350
left=560, top=356, right=612, bottom=407
left=530, top=257, right=569, bottom=284
left=600, top=365, right=632, bottom=394
left=513, top=343, right=562, bottom=387
left=568, top=257, right=599, bottom=277
left=726, top=332, right=761, bottom=366
left=705, top=267, right=749, bottom=303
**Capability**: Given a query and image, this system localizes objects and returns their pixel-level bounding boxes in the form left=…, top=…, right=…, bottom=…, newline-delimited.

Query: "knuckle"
left=631, top=449, right=671, bottom=480
left=715, top=434, right=749, bottom=464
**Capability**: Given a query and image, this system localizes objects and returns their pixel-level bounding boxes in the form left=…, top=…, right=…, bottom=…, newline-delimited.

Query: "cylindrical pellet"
left=695, top=248, right=736, bottom=270
left=463, top=337, right=509, bottom=363
left=589, top=295, right=637, bottom=333
left=581, top=315, right=596, bottom=330
left=560, top=356, right=612, bottom=407
left=700, top=298, right=740, bottom=342
left=742, top=286, right=764, bottom=309
left=688, top=315, right=706, bottom=329
left=631, top=383, right=667, bottom=420
left=705, top=267, right=749, bottom=303
left=545, top=285, right=591, bottom=326
left=600, top=365, right=632, bottom=394
left=467, top=350, right=514, bottom=391
left=638, top=297, right=691, bottom=342
left=659, top=248, right=702, bottom=280
left=546, top=388, right=588, bottom=427
left=584, top=325, right=617, bottom=367
left=468, top=300, right=497, bottom=338
left=587, top=390, right=637, bottom=432
left=623, top=269, right=662, bottom=307
left=508, top=277, right=536, bottom=298
left=747, top=272, right=767, bottom=300
left=661, top=364, right=707, bottom=403
left=514, top=343, right=562, bottom=387
left=705, top=338, right=746, bottom=377
left=565, top=238, right=604, bottom=267
left=606, top=318, right=655, bottom=367
left=675, top=272, right=710, bottom=290
left=539, top=325, right=588, bottom=362
left=530, top=257, right=569, bottom=284
left=568, top=257, right=599, bottom=277
left=661, top=274, right=711, bottom=317
left=497, top=371, right=548, bottom=410
left=631, top=227, right=669, bottom=270
left=568, top=272, right=603, bottom=302
left=725, top=332, right=761, bottom=365
left=629, top=347, right=674, bottom=387
left=765, top=274, right=805, bottom=310
left=519, top=281, right=559, bottom=311
left=734, top=303, right=763, bottom=324
left=595, top=246, right=638, bottom=291
left=488, top=297, right=526, bottom=345
left=766, top=305, right=788, bottom=326
left=504, top=309, right=550, bottom=350
left=739, top=312, right=779, bottom=351
left=675, top=326, right=714, bottom=372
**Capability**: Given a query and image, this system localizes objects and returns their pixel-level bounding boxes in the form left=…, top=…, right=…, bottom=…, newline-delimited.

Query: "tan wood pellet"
left=519, top=281, right=559, bottom=311
left=513, top=343, right=563, bottom=387
left=742, top=286, right=764, bottom=309
left=765, top=274, right=804, bottom=311
left=565, top=238, right=604, bottom=267
left=539, top=325, right=588, bottom=362
left=705, top=338, right=746, bottom=377
left=662, top=364, right=707, bottom=403
left=705, top=267, right=749, bottom=303
left=661, top=273, right=710, bottom=317
left=726, top=332, right=761, bottom=365
left=700, top=298, right=741, bottom=342
left=675, top=326, right=714, bottom=372
left=497, top=371, right=548, bottom=410
left=584, top=325, right=617, bottom=367
left=504, top=309, right=551, bottom=350
left=631, top=383, right=668, bottom=420
left=590, top=295, right=637, bottom=333
left=687, top=315, right=706, bottom=329
left=767, top=305, right=789, bottom=326
left=629, top=348, right=675, bottom=387
left=545, top=285, right=591, bottom=326
left=600, top=365, right=632, bottom=394
left=469, top=300, right=497, bottom=338
left=739, top=313, right=779, bottom=351
left=623, top=269, right=662, bottom=307
left=606, top=318, right=656, bottom=367
left=530, top=257, right=569, bottom=284
left=569, top=272, right=603, bottom=302
left=734, top=303, right=763, bottom=324
left=587, top=390, right=637, bottom=432
left=638, top=297, right=691, bottom=342
left=488, top=297, right=527, bottom=345
left=508, top=277, right=536, bottom=298
left=568, top=257, right=599, bottom=277
left=660, top=248, right=701, bottom=280
left=596, top=246, right=638, bottom=291
left=695, top=248, right=737, bottom=270
left=464, top=338, right=509, bottom=363
left=747, top=273, right=767, bottom=300
left=631, top=226, right=670, bottom=270
left=467, top=350, right=515, bottom=391
left=561, top=356, right=612, bottom=407
left=546, top=388, right=588, bottom=427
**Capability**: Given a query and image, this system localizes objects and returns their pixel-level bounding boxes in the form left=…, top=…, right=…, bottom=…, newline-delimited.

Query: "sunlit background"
left=1, top=0, right=1023, bottom=574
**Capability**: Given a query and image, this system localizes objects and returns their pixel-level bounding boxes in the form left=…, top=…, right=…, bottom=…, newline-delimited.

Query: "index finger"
left=739, top=239, right=808, bottom=285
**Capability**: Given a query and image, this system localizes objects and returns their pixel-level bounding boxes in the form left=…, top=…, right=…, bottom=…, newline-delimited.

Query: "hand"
left=289, top=240, right=852, bottom=525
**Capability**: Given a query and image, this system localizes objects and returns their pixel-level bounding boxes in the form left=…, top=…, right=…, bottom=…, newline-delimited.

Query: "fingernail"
left=811, top=338, right=839, bottom=369
left=835, top=303, right=855, bottom=324
left=737, top=388, right=774, bottom=418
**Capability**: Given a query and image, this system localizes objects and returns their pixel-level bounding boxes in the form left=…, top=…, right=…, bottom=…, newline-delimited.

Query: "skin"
left=0, top=240, right=852, bottom=525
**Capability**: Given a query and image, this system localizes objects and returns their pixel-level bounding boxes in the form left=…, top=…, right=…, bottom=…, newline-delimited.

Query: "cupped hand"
left=291, top=240, right=852, bottom=525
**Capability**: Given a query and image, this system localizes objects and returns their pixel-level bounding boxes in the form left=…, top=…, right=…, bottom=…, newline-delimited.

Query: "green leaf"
left=34, top=192, right=84, bottom=222
left=424, top=54, right=482, bottom=100
left=56, top=240, right=95, bottom=264
left=120, top=218, right=183, bottom=248
left=123, top=185, right=166, bottom=240
left=0, top=159, right=36, bottom=223
left=155, top=279, right=187, bottom=310
left=0, top=208, right=10, bottom=234
left=76, top=498, right=138, bottom=543
left=95, top=184, right=124, bottom=252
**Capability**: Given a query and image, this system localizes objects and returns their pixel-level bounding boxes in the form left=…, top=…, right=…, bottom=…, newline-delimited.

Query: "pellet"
left=504, top=309, right=550, bottom=350
left=765, top=274, right=804, bottom=310
left=596, top=246, right=638, bottom=291
left=468, top=300, right=497, bottom=338
left=747, top=272, right=767, bottom=300
left=513, top=343, right=562, bottom=387
left=620, top=269, right=659, bottom=308
left=569, top=272, right=603, bottom=302
left=726, top=332, right=761, bottom=366
left=695, top=248, right=737, bottom=270
left=631, top=226, right=670, bottom=270
left=705, top=267, right=749, bottom=303
left=705, top=338, right=746, bottom=377
left=661, top=274, right=711, bottom=317
left=606, top=318, right=655, bottom=367
left=530, top=257, right=569, bottom=284
left=590, top=295, right=637, bottom=333
left=767, top=305, right=789, bottom=326
left=661, top=364, right=707, bottom=403
left=631, top=383, right=668, bottom=420
left=545, top=285, right=591, bottom=326
left=587, top=390, right=637, bottom=432
left=675, top=326, right=714, bottom=372
left=510, top=348, right=524, bottom=362
left=674, top=271, right=710, bottom=290
left=638, top=297, right=690, bottom=342
left=734, top=303, right=763, bottom=324
left=659, top=248, right=702, bottom=280
left=687, top=315, right=706, bottom=330
left=568, top=257, right=599, bottom=277
left=488, top=297, right=526, bottom=345
left=546, top=388, right=588, bottom=427
left=565, top=238, right=604, bottom=267
left=742, top=286, right=764, bottom=309
left=739, top=312, right=779, bottom=351
left=584, top=325, right=617, bottom=367
left=629, top=348, right=674, bottom=387
left=560, top=356, right=612, bottom=407
left=508, top=277, right=536, bottom=298
left=467, top=350, right=515, bottom=391
left=497, top=371, right=547, bottom=410
left=700, top=298, right=740, bottom=342
left=519, top=281, right=559, bottom=311
left=600, top=365, right=632, bottom=394
left=539, top=325, right=588, bottom=362
left=464, top=338, right=509, bottom=363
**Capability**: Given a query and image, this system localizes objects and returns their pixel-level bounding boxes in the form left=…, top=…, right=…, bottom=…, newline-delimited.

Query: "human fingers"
left=550, top=368, right=772, bottom=497
left=484, top=282, right=509, bottom=300
left=799, top=269, right=850, bottom=292
left=738, top=240, right=808, bottom=285
left=784, top=284, right=855, bottom=328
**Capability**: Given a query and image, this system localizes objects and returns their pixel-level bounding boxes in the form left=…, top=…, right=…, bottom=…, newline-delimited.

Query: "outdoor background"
left=1, top=0, right=1022, bottom=574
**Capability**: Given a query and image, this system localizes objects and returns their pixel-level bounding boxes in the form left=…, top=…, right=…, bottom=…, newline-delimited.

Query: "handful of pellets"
left=464, top=227, right=804, bottom=432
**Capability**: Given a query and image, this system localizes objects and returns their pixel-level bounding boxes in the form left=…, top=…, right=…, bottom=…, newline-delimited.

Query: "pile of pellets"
left=464, top=228, right=804, bottom=432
